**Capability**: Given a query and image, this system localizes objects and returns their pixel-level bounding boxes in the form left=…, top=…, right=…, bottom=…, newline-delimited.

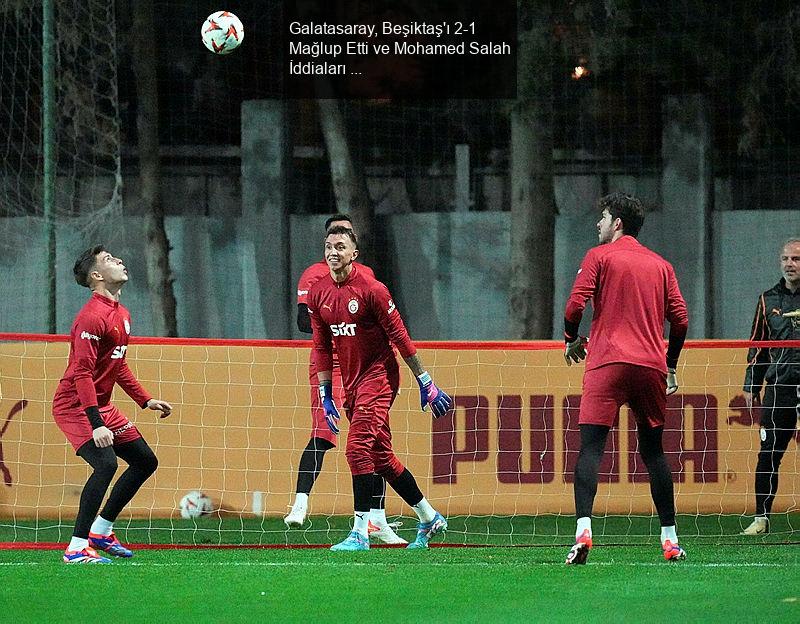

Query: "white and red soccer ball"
left=201, top=11, right=244, bottom=55
left=179, top=490, right=213, bottom=519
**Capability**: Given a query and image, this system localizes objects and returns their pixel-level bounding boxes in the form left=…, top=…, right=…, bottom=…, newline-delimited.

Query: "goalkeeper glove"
left=666, top=368, right=678, bottom=396
left=564, top=336, right=588, bottom=365
left=318, top=382, right=341, bottom=434
left=416, top=372, right=452, bottom=419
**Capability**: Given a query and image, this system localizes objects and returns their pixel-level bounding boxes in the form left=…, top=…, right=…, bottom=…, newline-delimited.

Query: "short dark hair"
left=598, top=192, right=644, bottom=238
left=324, top=213, right=352, bottom=231
left=326, top=224, right=358, bottom=247
left=73, top=244, right=106, bottom=288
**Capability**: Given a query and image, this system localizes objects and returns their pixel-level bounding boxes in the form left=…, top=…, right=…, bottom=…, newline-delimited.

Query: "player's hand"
left=743, top=391, right=760, bottom=414
left=416, top=372, right=452, bottom=419
left=564, top=337, right=588, bottom=365
left=92, top=426, right=113, bottom=448
left=319, top=382, right=341, bottom=434
left=666, top=368, right=678, bottom=395
left=146, top=399, right=172, bottom=419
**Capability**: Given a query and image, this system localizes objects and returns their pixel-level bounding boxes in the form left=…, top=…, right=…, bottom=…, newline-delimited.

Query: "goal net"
left=0, top=334, right=797, bottom=546
left=0, top=0, right=123, bottom=325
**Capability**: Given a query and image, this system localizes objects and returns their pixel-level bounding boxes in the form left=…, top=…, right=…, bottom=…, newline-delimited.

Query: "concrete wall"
left=713, top=212, right=800, bottom=339
left=1, top=208, right=797, bottom=339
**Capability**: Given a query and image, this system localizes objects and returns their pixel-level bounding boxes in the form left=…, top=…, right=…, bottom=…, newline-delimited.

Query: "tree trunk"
left=509, top=1, right=556, bottom=339
left=316, top=99, right=376, bottom=269
left=131, top=0, right=177, bottom=336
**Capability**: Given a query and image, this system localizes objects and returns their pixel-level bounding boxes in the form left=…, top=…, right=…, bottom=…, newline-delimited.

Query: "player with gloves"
left=285, top=214, right=404, bottom=545
left=562, top=192, right=689, bottom=565
left=308, top=225, right=452, bottom=551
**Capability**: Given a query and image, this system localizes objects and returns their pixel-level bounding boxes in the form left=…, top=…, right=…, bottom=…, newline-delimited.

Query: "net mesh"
left=0, top=0, right=122, bottom=236
left=0, top=335, right=797, bottom=546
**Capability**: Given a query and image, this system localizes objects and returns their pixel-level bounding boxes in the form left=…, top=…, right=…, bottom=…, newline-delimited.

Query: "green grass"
left=1, top=546, right=798, bottom=623
left=1, top=515, right=798, bottom=623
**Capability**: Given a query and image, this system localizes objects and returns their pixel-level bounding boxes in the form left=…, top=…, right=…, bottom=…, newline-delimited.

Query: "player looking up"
left=285, top=214, right=405, bottom=544
left=562, top=192, right=689, bottom=564
left=308, top=226, right=452, bottom=550
left=53, top=245, right=172, bottom=563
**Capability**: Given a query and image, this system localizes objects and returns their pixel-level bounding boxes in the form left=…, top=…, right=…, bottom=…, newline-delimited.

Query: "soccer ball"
left=179, top=490, right=213, bottom=519
left=201, top=11, right=244, bottom=55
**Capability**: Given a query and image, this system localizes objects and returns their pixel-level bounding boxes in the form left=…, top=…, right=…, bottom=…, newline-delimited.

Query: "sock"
left=68, top=536, right=89, bottom=552
left=661, top=525, right=678, bottom=544
left=353, top=511, right=369, bottom=537
left=412, top=498, right=436, bottom=524
left=369, top=508, right=387, bottom=526
left=90, top=516, right=113, bottom=537
left=292, top=492, right=309, bottom=511
left=576, top=516, right=592, bottom=541
left=386, top=469, right=424, bottom=508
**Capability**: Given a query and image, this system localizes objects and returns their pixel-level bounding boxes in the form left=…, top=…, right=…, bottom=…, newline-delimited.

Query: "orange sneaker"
left=662, top=540, right=686, bottom=561
left=565, top=529, right=593, bottom=565
left=63, top=546, right=111, bottom=564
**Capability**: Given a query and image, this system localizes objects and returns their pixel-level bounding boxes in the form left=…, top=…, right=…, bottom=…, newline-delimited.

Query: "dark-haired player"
left=286, top=214, right=405, bottom=544
left=308, top=226, right=452, bottom=550
left=53, top=245, right=172, bottom=563
left=563, top=192, right=689, bottom=564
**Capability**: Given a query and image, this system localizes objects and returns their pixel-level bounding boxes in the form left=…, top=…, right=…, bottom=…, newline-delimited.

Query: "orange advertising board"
left=0, top=339, right=796, bottom=519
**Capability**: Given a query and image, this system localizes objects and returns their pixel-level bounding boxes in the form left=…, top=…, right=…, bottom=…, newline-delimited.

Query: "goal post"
left=0, top=333, right=797, bottom=545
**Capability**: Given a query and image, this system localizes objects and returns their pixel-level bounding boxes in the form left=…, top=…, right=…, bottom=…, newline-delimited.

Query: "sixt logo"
left=112, top=422, right=134, bottom=436
left=330, top=323, right=356, bottom=336
left=110, top=345, right=127, bottom=359
left=80, top=331, right=100, bottom=341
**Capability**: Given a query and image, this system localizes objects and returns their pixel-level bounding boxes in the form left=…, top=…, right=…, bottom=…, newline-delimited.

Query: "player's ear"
left=352, top=248, right=359, bottom=261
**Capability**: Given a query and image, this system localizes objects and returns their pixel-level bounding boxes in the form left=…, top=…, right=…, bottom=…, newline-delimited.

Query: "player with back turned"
left=307, top=225, right=452, bottom=550
left=53, top=245, right=172, bottom=563
left=285, top=214, right=405, bottom=544
left=562, top=192, right=689, bottom=564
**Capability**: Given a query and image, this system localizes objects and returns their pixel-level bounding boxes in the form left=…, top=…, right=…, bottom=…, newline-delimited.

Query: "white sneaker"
left=283, top=506, right=307, bottom=528
left=740, top=517, right=769, bottom=535
left=368, top=520, right=407, bottom=544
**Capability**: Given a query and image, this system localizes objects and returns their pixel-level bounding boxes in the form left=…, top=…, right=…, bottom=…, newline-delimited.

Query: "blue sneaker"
left=406, top=512, right=447, bottom=549
left=89, top=532, right=133, bottom=558
left=330, top=531, right=369, bottom=551
left=63, top=547, right=112, bottom=564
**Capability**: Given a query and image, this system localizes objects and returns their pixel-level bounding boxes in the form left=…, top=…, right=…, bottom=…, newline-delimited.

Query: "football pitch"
left=2, top=515, right=798, bottom=623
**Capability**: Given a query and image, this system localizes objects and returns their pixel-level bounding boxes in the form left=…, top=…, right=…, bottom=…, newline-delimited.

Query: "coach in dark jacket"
left=741, top=238, right=800, bottom=535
